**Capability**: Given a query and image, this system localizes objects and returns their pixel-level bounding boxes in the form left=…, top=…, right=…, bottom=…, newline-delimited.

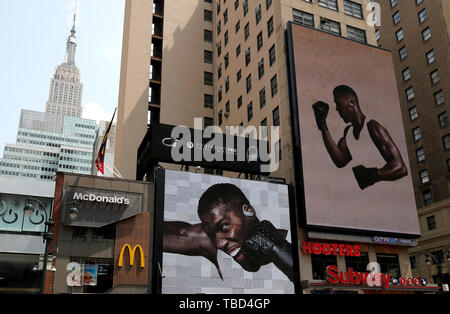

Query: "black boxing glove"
left=312, top=101, right=330, bottom=132
left=241, top=220, right=294, bottom=281
left=353, top=165, right=380, bottom=190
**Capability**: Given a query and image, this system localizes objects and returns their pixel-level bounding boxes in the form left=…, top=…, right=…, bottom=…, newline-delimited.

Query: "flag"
left=95, top=108, right=116, bottom=175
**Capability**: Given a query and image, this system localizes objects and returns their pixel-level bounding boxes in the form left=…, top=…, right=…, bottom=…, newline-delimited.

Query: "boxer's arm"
left=322, top=127, right=352, bottom=168
left=367, top=120, right=408, bottom=181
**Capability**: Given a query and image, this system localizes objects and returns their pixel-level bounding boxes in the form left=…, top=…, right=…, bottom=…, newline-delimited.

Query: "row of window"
left=293, top=8, right=367, bottom=43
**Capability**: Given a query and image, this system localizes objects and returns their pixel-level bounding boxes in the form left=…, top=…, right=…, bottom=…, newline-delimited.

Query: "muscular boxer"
left=312, top=85, right=408, bottom=190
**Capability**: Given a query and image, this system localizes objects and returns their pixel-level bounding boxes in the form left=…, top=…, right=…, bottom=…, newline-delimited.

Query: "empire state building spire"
left=64, top=8, right=78, bottom=65
left=45, top=4, right=83, bottom=118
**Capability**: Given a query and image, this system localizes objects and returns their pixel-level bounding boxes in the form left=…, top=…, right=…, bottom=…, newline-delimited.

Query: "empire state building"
left=45, top=13, right=83, bottom=117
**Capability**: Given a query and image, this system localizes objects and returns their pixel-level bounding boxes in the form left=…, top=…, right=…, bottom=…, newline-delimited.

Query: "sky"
left=0, top=0, right=125, bottom=156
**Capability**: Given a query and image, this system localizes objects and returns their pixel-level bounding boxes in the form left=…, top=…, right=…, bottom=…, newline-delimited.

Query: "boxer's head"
left=333, top=85, right=362, bottom=124
left=198, top=183, right=264, bottom=272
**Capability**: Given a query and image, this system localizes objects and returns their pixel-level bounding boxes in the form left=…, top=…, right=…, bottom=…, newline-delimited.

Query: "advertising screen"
left=287, top=23, right=420, bottom=237
left=159, top=169, right=297, bottom=294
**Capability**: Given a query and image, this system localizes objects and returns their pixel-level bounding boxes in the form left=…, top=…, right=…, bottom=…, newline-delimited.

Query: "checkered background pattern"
left=162, top=170, right=295, bottom=294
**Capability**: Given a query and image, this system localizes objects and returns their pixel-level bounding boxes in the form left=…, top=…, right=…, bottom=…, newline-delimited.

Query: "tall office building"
left=115, top=0, right=377, bottom=181
left=114, top=0, right=433, bottom=294
left=0, top=110, right=96, bottom=181
left=376, top=0, right=450, bottom=286
left=45, top=12, right=83, bottom=118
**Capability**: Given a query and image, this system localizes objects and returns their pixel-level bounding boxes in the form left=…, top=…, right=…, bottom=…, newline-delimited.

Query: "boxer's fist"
left=353, top=165, right=379, bottom=190
left=312, top=101, right=330, bottom=132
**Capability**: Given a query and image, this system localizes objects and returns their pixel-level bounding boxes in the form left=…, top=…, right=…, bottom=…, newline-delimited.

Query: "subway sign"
left=118, top=244, right=145, bottom=268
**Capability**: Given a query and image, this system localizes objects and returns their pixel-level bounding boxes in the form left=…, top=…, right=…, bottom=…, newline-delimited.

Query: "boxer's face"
left=334, top=95, right=355, bottom=124
left=200, top=202, right=262, bottom=272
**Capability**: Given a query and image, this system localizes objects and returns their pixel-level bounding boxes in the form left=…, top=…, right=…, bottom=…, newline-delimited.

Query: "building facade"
left=113, top=0, right=432, bottom=294
left=376, top=0, right=450, bottom=287
left=0, top=110, right=96, bottom=181
left=0, top=176, right=55, bottom=294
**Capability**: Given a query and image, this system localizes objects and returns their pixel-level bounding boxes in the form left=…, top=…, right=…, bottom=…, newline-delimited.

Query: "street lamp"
left=24, top=197, right=80, bottom=294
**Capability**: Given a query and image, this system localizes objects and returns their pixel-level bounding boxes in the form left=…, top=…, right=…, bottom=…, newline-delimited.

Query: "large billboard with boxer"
left=154, top=169, right=298, bottom=294
left=287, top=22, right=420, bottom=237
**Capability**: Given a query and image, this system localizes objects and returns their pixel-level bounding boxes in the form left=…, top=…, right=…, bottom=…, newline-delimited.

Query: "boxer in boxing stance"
left=164, top=183, right=294, bottom=281
left=312, top=85, right=408, bottom=190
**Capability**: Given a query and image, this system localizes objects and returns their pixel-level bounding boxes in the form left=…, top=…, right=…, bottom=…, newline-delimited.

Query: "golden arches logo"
left=118, top=244, right=145, bottom=268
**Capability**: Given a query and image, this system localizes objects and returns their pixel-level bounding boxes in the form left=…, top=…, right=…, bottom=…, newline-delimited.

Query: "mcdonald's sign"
left=118, top=244, right=145, bottom=268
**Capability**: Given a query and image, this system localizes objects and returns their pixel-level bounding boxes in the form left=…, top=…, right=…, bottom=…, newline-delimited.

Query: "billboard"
left=155, top=169, right=298, bottom=294
left=287, top=23, right=420, bottom=237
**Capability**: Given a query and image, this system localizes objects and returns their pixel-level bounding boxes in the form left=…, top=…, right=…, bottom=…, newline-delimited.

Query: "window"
left=235, top=0, right=239, bottom=10
left=204, top=9, right=213, bottom=22
left=420, top=169, right=429, bottom=184
left=312, top=254, right=337, bottom=280
left=392, top=11, right=400, bottom=25
left=418, top=8, right=428, bottom=23
left=257, top=31, right=263, bottom=51
left=406, top=87, right=415, bottom=101
left=255, top=4, right=262, bottom=24
left=434, top=90, right=445, bottom=106
left=347, top=26, right=366, bottom=43
left=218, top=63, right=222, bottom=78
left=399, top=46, right=407, bottom=60
left=346, top=252, right=369, bottom=273
left=204, top=117, right=214, bottom=129
left=430, top=69, right=440, bottom=85
left=225, top=101, right=230, bottom=114
left=247, top=102, right=253, bottom=121
left=422, top=27, right=431, bottom=42
left=447, top=159, right=450, bottom=173
left=320, top=18, right=341, bottom=36
left=235, top=20, right=240, bottom=33
left=218, top=86, right=222, bottom=102
left=402, top=68, right=411, bottom=82
left=236, top=44, right=241, bottom=57
left=244, top=22, right=250, bottom=41
left=426, top=50, right=436, bottom=64
left=243, top=0, right=248, bottom=16
left=318, top=0, right=338, bottom=11
left=236, top=69, right=242, bottom=82
left=218, top=110, right=224, bottom=127
left=225, top=76, right=230, bottom=92
left=237, top=95, right=243, bottom=108
left=293, top=9, right=314, bottom=27
left=267, top=16, right=274, bottom=37
left=390, top=0, right=398, bottom=8
left=204, top=71, right=213, bottom=86
left=266, top=0, right=272, bottom=10
left=224, top=30, right=229, bottom=46
left=246, top=74, right=252, bottom=93
left=204, top=30, right=213, bottom=42
left=376, top=254, right=400, bottom=278
left=410, top=256, right=417, bottom=269
left=426, top=216, right=436, bottom=231
left=259, top=87, right=266, bottom=108
left=224, top=53, right=229, bottom=69
left=204, top=50, right=213, bottom=64
left=258, top=59, right=265, bottom=79
left=409, top=107, right=418, bottom=121
left=271, top=74, right=278, bottom=97
left=416, top=0, right=423, bottom=4
left=376, top=29, right=381, bottom=41
left=439, top=112, right=448, bottom=128
left=443, top=134, right=450, bottom=150
left=422, top=190, right=433, bottom=206
left=269, top=44, right=276, bottom=66
left=416, top=148, right=425, bottom=162
left=412, top=127, right=422, bottom=142
left=261, top=118, right=268, bottom=139
left=344, top=0, right=363, bottom=19
left=245, top=47, right=251, bottom=66
left=204, top=94, right=214, bottom=109
left=224, top=8, right=228, bottom=24
left=395, top=28, right=404, bottom=41
left=273, top=106, right=280, bottom=126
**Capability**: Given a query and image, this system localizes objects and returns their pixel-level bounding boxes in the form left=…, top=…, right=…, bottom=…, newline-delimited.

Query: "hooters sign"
left=118, top=244, right=145, bottom=268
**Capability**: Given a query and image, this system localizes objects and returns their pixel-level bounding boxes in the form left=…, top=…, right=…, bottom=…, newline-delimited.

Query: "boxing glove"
left=353, top=165, right=380, bottom=190
left=241, top=220, right=294, bottom=281
left=312, top=101, right=330, bottom=132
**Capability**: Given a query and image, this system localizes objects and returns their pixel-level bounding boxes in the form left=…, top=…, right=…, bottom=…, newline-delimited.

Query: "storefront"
left=298, top=236, right=440, bottom=294
left=0, top=176, right=54, bottom=294
left=47, top=173, right=154, bottom=294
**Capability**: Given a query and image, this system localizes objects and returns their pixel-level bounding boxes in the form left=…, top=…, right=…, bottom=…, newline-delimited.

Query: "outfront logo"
left=118, top=244, right=145, bottom=268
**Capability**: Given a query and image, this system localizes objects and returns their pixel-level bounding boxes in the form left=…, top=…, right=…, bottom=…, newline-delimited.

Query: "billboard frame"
left=152, top=167, right=302, bottom=294
left=286, top=21, right=420, bottom=239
